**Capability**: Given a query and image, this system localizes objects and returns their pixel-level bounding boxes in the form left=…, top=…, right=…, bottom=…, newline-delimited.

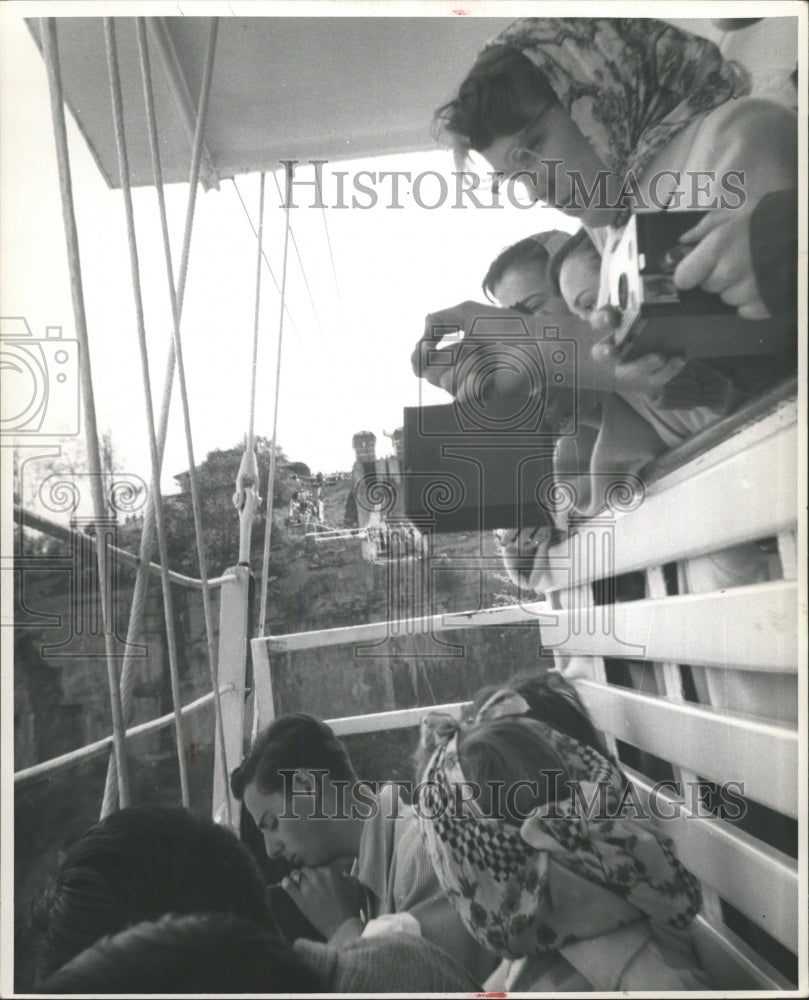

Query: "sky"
left=0, top=8, right=577, bottom=514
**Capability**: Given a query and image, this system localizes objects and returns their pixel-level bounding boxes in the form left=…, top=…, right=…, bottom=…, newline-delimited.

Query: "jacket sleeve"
left=749, top=190, right=798, bottom=322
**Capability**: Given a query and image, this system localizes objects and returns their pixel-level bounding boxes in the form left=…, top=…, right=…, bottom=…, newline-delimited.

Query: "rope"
left=272, top=170, right=325, bottom=338
left=101, top=17, right=218, bottom=818
left=246, top=173, right=266, bottom=459
left=40, top=18, right=131, bottom=811
left=320, top=201, right=345, bottom=335
left=136, top=17, right=233, bottom=825
left=231, top=178, right=300, bottom=338
left=257, top=165, right=294, bottom=641
left=104, top=18, right=190, bottom=806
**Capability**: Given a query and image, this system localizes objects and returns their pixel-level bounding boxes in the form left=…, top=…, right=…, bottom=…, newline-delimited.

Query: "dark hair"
left=31, top=805, right=269, bottom=983
left=481, top=235, right=551, bottom=303
left=435, top=45, right=558, bottom=161
left=548, top=229, right=600, bottom=296
left=470, top=671, right=607, bottom=755
left=230, top=713, right=357, bottom=799
left=457, top=716, right=571, bottom=820
left=37, top=913, right=324, bottom=994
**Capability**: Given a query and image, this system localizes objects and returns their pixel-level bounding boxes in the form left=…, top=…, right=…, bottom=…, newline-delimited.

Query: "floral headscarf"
left=417, top=689, right=702, bottom=959
left=487, top=18, right=751, bottom=179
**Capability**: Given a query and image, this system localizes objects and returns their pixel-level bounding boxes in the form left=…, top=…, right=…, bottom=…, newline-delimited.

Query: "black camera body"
left=402, top=314, right=578, bottom=534
left=605, top=211, right=787, bottom=361
left=401, top=402, right=557, bottom=533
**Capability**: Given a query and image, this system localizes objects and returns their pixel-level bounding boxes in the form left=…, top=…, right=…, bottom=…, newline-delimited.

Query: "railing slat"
left=624, top=768, right=798, bottom=953
left=543, top=415, right=797, bottom=589
left=576, top=681, right=797, bottom=817
left=691, top=916, right=795, bottom=991
left=326, top=703, right=465, bottom=737
left=251, top=602, right=549, bottom=655
left=540, top=580, right=797, bottom=668
left=212, top=567, right=251, bottom=826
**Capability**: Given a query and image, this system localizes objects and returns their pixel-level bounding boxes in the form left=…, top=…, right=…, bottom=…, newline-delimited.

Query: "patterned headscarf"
left=417, top=689, right=702, bottom=959
left=487, top=18, right=751, bottom=179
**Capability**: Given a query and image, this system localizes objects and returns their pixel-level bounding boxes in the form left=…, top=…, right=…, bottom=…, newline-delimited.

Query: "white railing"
left=248, top=386, right=802, bottom=990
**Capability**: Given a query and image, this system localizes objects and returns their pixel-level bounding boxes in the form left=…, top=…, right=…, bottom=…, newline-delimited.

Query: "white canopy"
left=27, top=15, right=796, bottom=191
left=26, top=16, right=516, bottom=190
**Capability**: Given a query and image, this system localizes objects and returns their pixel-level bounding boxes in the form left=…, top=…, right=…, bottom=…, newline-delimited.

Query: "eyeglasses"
left=507, top=103, right=556, bottom=173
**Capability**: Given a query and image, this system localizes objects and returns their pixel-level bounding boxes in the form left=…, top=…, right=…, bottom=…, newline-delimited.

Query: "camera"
left=415, top=312, right=578, bottom=439
left=404, top=313, right=578, bottom=533
left=1, top=318, right=80, bottom=436
left=604, top=211, right=788, bottom=361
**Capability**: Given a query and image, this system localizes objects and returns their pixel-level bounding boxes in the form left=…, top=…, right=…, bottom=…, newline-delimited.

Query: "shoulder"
left=339, top=933, right=483, bottom=993
left=693, top=97, right=796, bottom=156
left=700, top=96, right=796, bottom=130
left=669, top=96, right=797, bottom=199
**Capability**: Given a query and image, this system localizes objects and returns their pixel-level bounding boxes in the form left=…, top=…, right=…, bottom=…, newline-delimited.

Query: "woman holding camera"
left=415, top=17, right=796, bottom=401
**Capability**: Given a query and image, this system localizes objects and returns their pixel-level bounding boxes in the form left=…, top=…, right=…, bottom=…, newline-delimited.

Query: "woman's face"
left=481, top=105, right=618, bottom=226
left=492, top=259, right=569, bottom=316
left=558, top=242, right=602, bottom=322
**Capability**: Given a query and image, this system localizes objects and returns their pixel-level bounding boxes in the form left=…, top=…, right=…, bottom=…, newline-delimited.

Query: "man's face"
left=243, top=773, right=337, bottom=869
left=491, top=259, right=569, bottom=317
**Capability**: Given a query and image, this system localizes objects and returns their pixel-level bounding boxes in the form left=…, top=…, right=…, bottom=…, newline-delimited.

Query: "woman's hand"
left=673, top=208, right=771, bottom=320
left=588, top=334, right=687, bottom=395
left=495, top=526, right=558, bottom=593
left=281, top=859, right=364, bottom=941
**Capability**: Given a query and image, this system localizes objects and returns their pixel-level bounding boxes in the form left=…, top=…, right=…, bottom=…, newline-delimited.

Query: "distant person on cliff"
left=230, top=712, right=498, bottom=984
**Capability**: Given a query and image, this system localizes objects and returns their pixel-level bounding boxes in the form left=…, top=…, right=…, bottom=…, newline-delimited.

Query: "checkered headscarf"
left=416, top=689, right=702, bottom=959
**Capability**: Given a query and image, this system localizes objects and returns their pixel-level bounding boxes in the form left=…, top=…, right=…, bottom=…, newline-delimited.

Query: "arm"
left=413, top=302, right=687, bottom=402
left=749, top=190, right=798, bottom=321
left=673, top=101, right=797, bottom=317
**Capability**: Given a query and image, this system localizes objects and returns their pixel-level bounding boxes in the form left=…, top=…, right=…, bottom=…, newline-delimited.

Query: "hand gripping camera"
left=604, top=211, right=788, bottom=361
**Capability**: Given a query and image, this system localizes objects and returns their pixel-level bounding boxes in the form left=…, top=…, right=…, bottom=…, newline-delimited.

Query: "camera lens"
left=618, top=273, right=628, bottom=310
